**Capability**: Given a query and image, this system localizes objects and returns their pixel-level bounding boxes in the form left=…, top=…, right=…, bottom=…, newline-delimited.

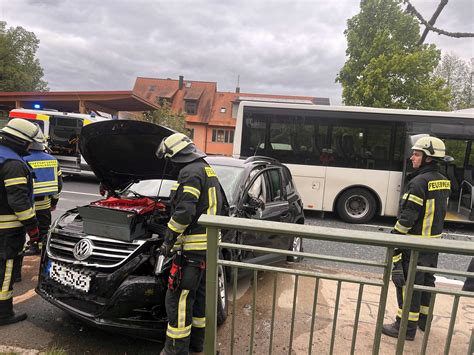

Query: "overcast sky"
left=1, top=0, right=473, bottom=104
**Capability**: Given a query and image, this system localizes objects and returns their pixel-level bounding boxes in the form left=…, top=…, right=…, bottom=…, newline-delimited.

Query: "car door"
left=238, top=168, right=268, bottom=261
left=259, top=167, right=291, bottom=251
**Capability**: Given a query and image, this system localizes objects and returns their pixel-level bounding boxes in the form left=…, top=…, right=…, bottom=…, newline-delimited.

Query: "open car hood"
left=80, top=120, right=178, bottom=191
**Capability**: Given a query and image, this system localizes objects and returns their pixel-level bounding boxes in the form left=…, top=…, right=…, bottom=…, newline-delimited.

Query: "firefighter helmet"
left=411, top=136, right=446, bottom=159
left=1, top=118, right=42, bottom=143
left=30, top=129, right=47, bottom=150
left=156, top=132, right=206, bottom=163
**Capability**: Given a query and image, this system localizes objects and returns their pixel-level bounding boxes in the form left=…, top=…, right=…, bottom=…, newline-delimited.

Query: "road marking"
left=62, top=190, right=101, bottom=197
left=13, top=289, right=37, bottom=305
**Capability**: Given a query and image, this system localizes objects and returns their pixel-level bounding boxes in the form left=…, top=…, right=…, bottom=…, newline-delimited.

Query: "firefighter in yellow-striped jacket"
left=22, top=130, right=62, bottom=256
left=0, top=119, right=41, bottom=326
left=382, top=136, right=451, bottom=341
left=156, top=133, right=225, bottom=355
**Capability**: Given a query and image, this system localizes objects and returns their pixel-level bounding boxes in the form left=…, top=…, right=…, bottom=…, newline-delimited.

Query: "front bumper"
left=36, top=254, right=168, bottom=341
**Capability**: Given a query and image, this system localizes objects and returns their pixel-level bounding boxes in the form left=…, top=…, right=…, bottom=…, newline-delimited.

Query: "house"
left=133, top=76, right=329, bottom=155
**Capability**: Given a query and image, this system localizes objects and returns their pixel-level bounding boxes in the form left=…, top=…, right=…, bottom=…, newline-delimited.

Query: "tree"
left=142, top=101, right=188, bottom=134
left=0, top=21, right=48, bottom=92
left=336, top=0, right=451, bottom=110
left=434, top=53, right=473, bottom=110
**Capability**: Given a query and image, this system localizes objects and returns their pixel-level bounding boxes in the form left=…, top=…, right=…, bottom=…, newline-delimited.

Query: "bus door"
left=49, top=116, right=83, bottom=174
left=443, top=137, right=474, bottom=222
left=403, top=133, right=474, bottom=223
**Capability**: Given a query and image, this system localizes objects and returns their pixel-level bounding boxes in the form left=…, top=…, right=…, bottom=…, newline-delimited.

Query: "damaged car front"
left=36, top=120, right=182, bottom=341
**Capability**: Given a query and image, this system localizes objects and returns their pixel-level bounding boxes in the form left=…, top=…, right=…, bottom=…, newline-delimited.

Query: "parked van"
left=8, top=108, right=109, bottom=175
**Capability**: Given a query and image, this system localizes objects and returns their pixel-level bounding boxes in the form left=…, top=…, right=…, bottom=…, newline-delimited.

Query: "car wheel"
left=287, top=236, right=303, bottom=262
left=336, top=188, right=376, bottom=224
left=216, top=264, right=228, bottom=326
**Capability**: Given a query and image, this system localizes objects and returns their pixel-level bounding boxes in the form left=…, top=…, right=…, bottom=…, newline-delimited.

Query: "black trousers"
left=0, top=231, right=25, bottom=317
left=163, top=252, right=206, bottom=355
left=396, top=250, right=438, bottom=323
left=36, top=208, right=52, bottom=242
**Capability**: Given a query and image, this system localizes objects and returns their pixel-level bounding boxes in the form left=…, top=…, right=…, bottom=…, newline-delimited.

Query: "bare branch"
left=404, top=0, right=474, bottom=40
left=418, top=0, right=448, bottom=45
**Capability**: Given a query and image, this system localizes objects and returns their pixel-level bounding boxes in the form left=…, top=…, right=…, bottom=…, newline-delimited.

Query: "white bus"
left=233, top=101, right=474, bottom=223
left=8, top=109, right=109, bottom=175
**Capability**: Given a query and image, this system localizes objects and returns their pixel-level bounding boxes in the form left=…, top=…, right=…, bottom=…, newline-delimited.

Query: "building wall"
left=205, top=127, right=234, bottom=156
left=188, top=123, right=207, bottom=153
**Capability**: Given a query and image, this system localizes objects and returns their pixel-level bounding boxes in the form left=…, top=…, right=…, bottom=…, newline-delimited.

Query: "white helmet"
left=411, top=136, right=446, bottom=159
left=30, top=129, right=47, bottom=150
left=1, top=118, right=42, bottom=143
left=156, top=133, right=206, bottom=163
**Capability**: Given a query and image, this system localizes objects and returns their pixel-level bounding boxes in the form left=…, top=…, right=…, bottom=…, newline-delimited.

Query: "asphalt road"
left=58, top=176, right=473, bottom=277
left=2, top=176, right=471, bottom=354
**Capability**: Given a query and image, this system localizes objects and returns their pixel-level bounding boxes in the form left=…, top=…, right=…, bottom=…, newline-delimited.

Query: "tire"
left=216, top=264, right=228, bottom=326
left=336, top=188, right=377, bottom=224
left=287, top=236, right=304, bottom=262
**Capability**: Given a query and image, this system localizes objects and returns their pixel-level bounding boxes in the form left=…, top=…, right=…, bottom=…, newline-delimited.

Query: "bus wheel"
left=336, top=188, right=376, bottom=223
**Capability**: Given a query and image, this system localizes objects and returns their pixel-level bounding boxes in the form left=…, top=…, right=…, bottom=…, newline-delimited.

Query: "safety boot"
left=23, top=242, right=41, bottom=256
left=418, top=314, right=427, bottom=331
left=0, top=312, right=27, bottom=326
left=382, top=319, right=416, bottom=341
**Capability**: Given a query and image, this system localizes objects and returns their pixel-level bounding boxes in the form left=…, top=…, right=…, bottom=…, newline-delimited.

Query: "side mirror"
left=242, top=203, right=259, bottom=214
left=243, top=196, right=264, bottom=214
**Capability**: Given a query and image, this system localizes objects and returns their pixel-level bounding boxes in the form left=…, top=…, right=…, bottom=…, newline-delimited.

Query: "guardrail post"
left=396, top=250, right=419, bottom=355
left=204, top=226, right=219, bottom=355
left=372, top=247, right=394, bottom=355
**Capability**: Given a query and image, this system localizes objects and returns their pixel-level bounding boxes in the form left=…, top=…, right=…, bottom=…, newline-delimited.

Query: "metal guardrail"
left=200, top=215, right=474, bottom=355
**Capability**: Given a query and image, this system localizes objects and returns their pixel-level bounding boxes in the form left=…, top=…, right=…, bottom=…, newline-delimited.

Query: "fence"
left=200, top=215, right=474, bottom=355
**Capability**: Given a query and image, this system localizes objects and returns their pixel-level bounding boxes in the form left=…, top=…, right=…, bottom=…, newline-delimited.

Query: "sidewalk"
left=217, top=263, right=472, bottom=354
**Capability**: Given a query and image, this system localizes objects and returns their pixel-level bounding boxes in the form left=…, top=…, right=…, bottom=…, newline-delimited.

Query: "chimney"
left=235, top=74, right=240, bottom=93
left=179, top=75, right=184, bottom=90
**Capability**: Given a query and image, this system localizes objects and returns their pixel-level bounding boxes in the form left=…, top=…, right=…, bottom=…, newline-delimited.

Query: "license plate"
left=47, top=260, right=92, bottom=292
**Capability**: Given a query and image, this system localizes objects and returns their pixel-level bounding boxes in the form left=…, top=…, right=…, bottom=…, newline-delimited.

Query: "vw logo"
left=73, top=239, right=94, bottom=261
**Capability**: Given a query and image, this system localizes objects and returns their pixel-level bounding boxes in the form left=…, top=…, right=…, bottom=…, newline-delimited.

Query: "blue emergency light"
left=33, top=104, right=41, bottom=109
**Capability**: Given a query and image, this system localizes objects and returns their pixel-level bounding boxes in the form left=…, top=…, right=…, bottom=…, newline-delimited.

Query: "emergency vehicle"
left=8, top=108, right=109, bottom=175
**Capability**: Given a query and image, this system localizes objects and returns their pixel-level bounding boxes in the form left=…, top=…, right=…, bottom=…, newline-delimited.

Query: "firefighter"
left=0, top=118, right=41, bottom=325
left=22, top=129, right=62, bottom=255
left=382, top=136, right=451, bottom=340
left=156, top=133, right=225, bottom=354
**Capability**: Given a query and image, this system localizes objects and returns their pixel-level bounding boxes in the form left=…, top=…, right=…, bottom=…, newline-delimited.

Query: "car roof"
left=205, top=155, right=283, bottom=169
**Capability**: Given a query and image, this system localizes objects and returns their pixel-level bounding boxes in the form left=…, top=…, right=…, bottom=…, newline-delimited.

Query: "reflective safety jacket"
left=165, top=159, right=225, bottom=251
left=0, top=145, right=38, bottom=232
left=24, top=150, right=62, bottom=211
left=394, top=164, right=450, bottom=238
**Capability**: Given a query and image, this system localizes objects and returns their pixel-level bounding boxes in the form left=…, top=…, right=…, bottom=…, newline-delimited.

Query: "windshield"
left=124, top=179, right=176, bottom=199
left=211, top=164, right=244, bottom=203
left=122, top=164, right=244, bottom=203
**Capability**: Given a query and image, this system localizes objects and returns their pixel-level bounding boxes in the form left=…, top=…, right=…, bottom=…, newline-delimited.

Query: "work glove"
left=159, top=242, right=173, bottom=257
left=27, top=227, right=40, bottom=244
left=391, top=249, right=405, bottom=287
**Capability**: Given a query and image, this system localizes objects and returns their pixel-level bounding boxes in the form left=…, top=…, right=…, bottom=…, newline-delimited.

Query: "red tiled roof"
left=134, top=77, right=217, bottom=122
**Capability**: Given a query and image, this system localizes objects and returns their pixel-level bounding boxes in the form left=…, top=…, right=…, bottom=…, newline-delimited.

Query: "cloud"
left=2, top=0, right=472, bottom=105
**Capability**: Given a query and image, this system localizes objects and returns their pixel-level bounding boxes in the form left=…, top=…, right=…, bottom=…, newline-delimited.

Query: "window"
left=212, top=129, right=234, bottom=143
left=156, top=97, right=170, bottom=106
left=282, top=168, right=294, bottom=196
left=185, top=100, right=198, bottom=115
left=220, top=107, right=226, bottom=113
left=265, top=169, right=283, bottom=202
